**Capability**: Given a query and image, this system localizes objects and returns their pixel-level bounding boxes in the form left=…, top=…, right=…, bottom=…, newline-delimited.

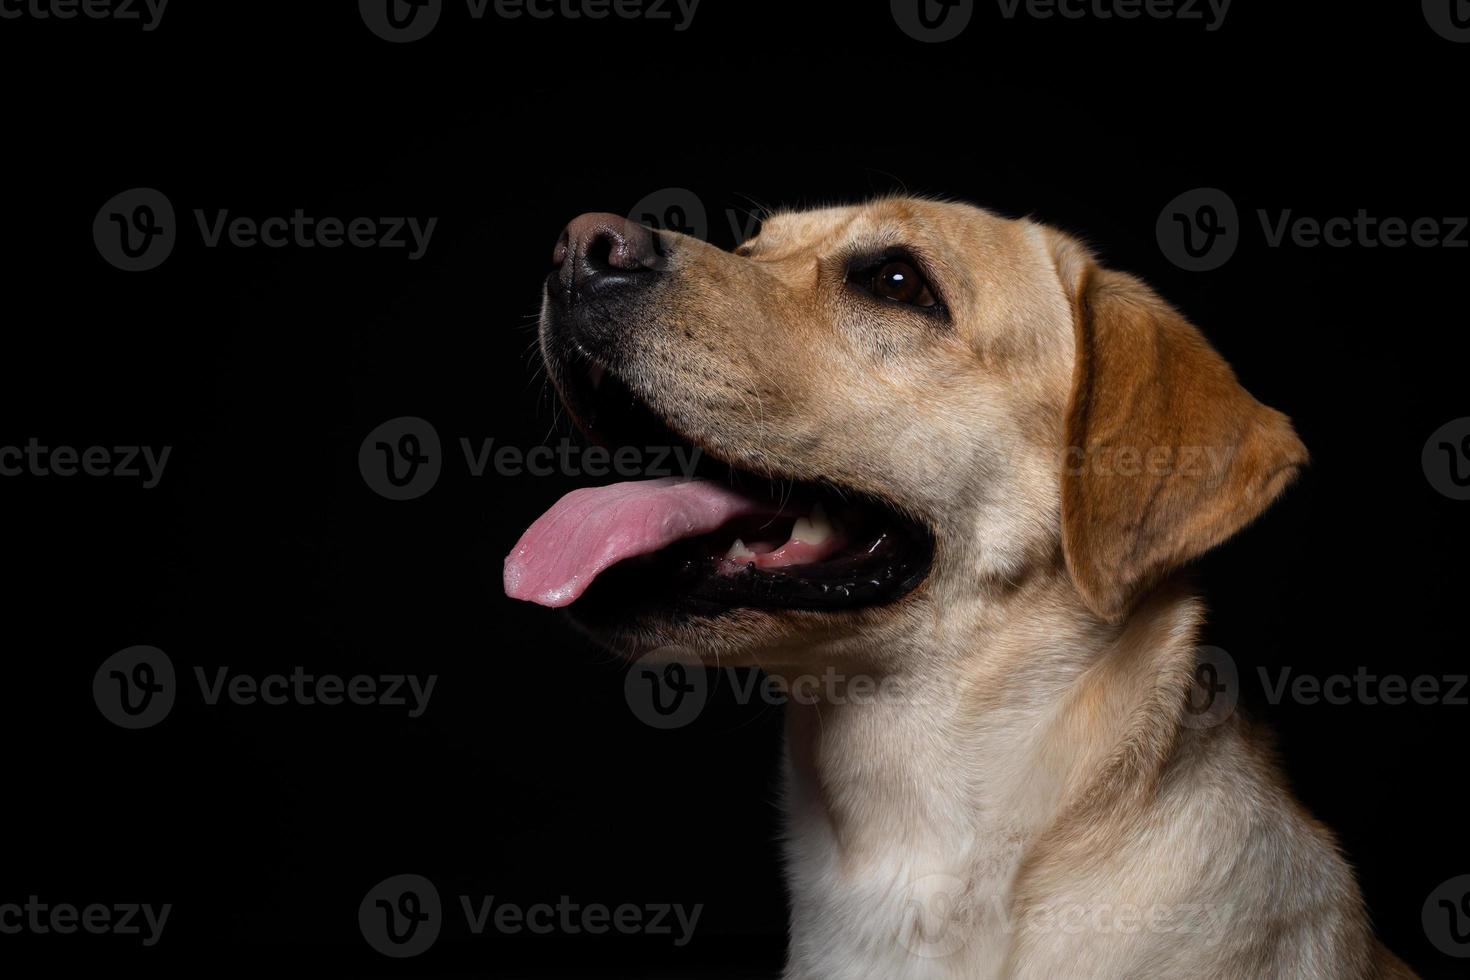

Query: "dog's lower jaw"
left=775, top=576, right=1398, bottom=980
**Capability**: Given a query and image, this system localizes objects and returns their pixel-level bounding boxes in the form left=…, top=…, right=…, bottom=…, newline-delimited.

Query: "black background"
left=2, top=1, right=1467, bottom=976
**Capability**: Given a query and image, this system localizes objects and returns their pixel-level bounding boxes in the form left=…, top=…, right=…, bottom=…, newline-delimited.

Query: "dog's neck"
left=776, top=575, right=1203, bottom=972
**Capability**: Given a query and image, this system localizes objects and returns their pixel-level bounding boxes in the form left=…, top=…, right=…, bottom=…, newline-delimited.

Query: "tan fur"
left=1053, top=229, right=1309, bottom=623
left=545, top=197, right=1414, bottom=978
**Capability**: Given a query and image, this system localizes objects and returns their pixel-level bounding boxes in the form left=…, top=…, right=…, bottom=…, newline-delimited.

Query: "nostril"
left=583, top=229, right=618, bottom=274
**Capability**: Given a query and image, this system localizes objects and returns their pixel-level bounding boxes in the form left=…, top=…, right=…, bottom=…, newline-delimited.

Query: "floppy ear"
left=1047, top=231, right=1308, bottom=624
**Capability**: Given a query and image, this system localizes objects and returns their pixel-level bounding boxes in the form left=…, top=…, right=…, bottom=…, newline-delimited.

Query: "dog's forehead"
left=755, top=198, right=1001, bottom=256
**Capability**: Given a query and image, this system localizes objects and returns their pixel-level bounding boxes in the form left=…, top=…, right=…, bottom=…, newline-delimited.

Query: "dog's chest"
left=781, top=762, right=1037, bottom=979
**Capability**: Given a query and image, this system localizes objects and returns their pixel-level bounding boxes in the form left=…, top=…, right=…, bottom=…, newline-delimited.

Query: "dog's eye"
left=863, top=259, right=938, bottom=309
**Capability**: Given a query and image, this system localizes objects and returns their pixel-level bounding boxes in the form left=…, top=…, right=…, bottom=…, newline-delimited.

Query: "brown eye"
left=871, top=260, right=937, bottom=308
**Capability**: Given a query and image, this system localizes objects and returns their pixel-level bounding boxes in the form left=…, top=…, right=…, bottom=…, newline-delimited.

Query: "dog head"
left=505, top=198, right=1306, bottom=665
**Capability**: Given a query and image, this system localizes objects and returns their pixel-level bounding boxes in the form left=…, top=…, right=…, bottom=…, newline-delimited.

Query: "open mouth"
left=503, top=352, right=934, bottom=620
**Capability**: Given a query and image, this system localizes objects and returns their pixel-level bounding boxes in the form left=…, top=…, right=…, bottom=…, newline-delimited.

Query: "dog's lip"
left=556, top=350, right=822, bottom=496
left=556, top=350, right=936, bottom=533
left=518, top=352, right=936, bottom=616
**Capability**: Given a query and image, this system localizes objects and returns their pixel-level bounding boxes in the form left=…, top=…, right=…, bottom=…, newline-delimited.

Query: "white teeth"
left=725, top=538, right=756, bottom=561
left=791, top=502, right=833, bottom=546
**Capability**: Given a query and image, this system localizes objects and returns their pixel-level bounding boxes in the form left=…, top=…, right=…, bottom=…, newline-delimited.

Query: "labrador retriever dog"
left=504, top=197, right=1414, bottom=979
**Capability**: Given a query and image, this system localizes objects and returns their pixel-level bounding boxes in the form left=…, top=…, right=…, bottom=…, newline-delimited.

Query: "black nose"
left=550, top=212, right=662, bottom=302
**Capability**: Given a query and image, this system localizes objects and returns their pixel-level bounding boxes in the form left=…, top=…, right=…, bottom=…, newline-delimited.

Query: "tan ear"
left=1048, top=231, right=1308, bottom=623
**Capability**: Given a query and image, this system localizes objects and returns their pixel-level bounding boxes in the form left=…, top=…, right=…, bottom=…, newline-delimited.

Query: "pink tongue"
left=503, top=477, right=776, bottom=608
